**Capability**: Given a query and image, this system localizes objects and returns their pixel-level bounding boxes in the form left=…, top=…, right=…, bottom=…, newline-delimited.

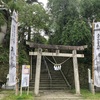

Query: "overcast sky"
left=38, top=0, right=48, bottom=8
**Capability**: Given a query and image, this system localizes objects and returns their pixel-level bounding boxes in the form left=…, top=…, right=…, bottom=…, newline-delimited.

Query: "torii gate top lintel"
left=26, top=41, right=87, bottom=51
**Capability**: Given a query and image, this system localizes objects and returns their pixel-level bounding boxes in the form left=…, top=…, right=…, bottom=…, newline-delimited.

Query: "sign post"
left=20, top=65, right=30, bottom=96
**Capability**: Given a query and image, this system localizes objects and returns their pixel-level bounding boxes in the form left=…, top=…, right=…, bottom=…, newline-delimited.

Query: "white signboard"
left=21, top=65, right=30, bottom=87
left=9, top=10, right=18, bottom=86
left=94, top=22, right=100, bottom=87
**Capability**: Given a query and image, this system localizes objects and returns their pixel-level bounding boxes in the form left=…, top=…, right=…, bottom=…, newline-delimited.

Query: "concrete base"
left=89, top=83, right=92, bottom=92
left=95, top=87, right=100, bottom=92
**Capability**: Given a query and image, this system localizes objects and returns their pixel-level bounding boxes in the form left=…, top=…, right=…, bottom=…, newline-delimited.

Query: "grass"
left=0, top=89, right=100, bottom=100
left=81, top=89, right=100, bottom=100
left=0, top=90, right=34, bottom=100
left=70, top=89, right=100, bottom=100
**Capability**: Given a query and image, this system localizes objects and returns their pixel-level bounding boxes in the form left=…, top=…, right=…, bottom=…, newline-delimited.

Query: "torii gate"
left=26, top=41, right=87, bottom=95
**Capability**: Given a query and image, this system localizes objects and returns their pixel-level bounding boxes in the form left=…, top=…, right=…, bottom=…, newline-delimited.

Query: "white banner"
left=21, top=65, right=30, bottom=87
left=9, top=10, right=18, bottom=86
left=94, top=22, right=100, bottom=87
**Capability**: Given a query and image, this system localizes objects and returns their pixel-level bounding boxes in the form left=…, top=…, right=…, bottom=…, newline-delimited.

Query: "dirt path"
left=0, top=91, right=8, bottom=100
left=34, top=90, right=84, bottom=100
left=0, top=94, right=5, bottom=100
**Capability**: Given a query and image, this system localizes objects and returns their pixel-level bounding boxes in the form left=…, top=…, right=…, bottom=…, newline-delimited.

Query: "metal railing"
left=43, top=56, right=52, bottom=88
left=60, top=69, right=71, bottom=89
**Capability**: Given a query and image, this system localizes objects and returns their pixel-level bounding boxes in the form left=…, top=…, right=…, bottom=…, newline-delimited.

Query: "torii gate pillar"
left=72, top=50, right=80, bottom=94
left=34, top=48, right=42, bottom=95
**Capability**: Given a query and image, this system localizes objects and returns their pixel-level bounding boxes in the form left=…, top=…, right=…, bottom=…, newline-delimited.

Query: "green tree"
left=47, top=0, right=94, bottom=88
left=0, top=0, right=50, bottom=84
left=26, top=0, right=37, bottom=4
left=47, top=0, right=92, bottom=64
left=47, top=0, right=94, bottom=46
left=0, top=12, right=5, bottom=27
left=0, top=45, right=9, bottom=84
left=32, top=33, right=47, bottom=44
left=18, top=2, right=49, bottom=42
left=80, top=0, right=100, bottom=22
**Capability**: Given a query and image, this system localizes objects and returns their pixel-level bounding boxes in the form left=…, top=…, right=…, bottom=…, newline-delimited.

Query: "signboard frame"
left=20, top=65, right=30, bottom=95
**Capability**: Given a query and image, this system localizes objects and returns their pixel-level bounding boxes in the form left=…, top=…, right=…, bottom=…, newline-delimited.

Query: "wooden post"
left=27, top=87, right=29, bottom=95
left=20, top=86, right=22, bottom=96
left=15, top=11, right=19, bottom=96
left=34, top=48, right=42, bottom=95
left=30, top=55, right=32, bottom=80
left=88, top=69, right=92, bottom=91
left=92, top=22, right=94, bottom=82
left=72, top=50, right=80, bottom=94
left=16, top=64, right=19, bottom=95
left=92, top=22, right=95, bottom=94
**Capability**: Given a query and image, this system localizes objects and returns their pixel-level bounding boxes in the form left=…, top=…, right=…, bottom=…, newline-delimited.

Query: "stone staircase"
left=29, top=58, right=70, bottom=91
left=49, top=67, right=69, bottom=90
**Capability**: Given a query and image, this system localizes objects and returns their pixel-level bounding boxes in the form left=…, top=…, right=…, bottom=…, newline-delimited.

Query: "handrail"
left=43, top=56, right=52, bottom=87
left=60, top=69, right=71, bottom=89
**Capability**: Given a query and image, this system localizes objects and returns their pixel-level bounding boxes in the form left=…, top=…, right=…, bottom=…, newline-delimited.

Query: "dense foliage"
left=48, top=0, right=90, bottom=45
left=0, top=0, right=49, bottom=83
left=0, top=45, right=9, bottom=84
left=47, top=0, right=100, bottom=87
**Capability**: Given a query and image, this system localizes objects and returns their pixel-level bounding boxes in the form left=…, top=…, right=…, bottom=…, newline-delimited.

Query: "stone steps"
left=29, top=63, right=69, bottom=90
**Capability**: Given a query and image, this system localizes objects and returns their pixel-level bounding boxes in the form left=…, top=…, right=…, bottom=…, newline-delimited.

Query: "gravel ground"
left=34, top=90, right=84, bottom=100
left=0, top=90, right=84, bottom=100
left=0, top=91, right=8, bottom=100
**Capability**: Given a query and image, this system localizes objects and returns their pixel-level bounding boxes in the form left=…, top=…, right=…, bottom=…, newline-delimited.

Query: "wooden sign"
left=20, top=65, right=30, bottom=95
